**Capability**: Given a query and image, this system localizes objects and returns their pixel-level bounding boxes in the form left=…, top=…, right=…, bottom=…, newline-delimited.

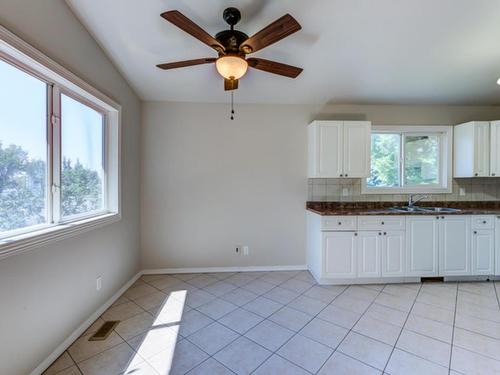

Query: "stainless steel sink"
left=417, top=207, right=462, bottom=213
left=389, top=206, right=461, bottom=213
left=389, top=206, right=423, bottom=212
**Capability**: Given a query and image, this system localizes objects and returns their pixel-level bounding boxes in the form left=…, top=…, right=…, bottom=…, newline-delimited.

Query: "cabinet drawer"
left=471, top=216, right=494, bottom=230
left=358, top=216, right=405, bottom=231
left=322, top=216, right=357, bottom=231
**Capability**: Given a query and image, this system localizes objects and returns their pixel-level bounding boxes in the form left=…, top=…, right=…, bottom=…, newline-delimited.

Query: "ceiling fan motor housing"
left=223, top=7, right=241, bottom=26
left=215, top=30, right=249, bottom=54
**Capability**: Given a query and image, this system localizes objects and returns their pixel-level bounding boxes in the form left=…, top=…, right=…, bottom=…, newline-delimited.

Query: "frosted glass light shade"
left=216, top=55, right=248, bottom=80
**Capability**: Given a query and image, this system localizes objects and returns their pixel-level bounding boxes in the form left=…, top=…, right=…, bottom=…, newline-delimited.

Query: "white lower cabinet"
left=472, top=229, right=495, bottom=275
left=406, top=216, right=439, bottom=276
left=308, top=213, right=498, bottom=284
left=382, top=231, right=406, bottom=277
left=439, top=216, right=471, bottom=276
left=357, top=232, right=382, bottom=278
left=496, top=216, right=500, bottom=276
left=323, top=231, right=357, bottom=278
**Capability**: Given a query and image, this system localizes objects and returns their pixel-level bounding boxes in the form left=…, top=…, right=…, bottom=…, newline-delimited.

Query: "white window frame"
left=0, top=25, right=121, bottom=260
left=361, top=125, right=453, bottom=194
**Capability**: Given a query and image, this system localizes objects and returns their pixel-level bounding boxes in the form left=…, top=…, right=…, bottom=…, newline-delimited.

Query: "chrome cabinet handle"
left=474, top=231, right=477, bottom=234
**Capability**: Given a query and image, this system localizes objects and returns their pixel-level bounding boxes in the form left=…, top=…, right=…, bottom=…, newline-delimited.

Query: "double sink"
left=389, top=206, right=462, bottom=213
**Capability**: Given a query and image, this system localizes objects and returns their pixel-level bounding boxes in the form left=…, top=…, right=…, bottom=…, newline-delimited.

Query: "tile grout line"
left=493, top=281, right=500, bottom=310
left=180, top=272, right=309, bottom=374
left=381, top=282, right=423, bottom=374
left=248, top=283, right=351, bottom=375
left=447, top=282, right=459, bottom=375
left=64, top=349, right=84, bottom=375
left=314, top=285, right=389, bottom=375
left=52, top=274, right=499, bottom=375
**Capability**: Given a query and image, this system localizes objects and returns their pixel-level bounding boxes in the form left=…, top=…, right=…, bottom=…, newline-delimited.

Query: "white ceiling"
left=66, top=0, right=500, bottom=105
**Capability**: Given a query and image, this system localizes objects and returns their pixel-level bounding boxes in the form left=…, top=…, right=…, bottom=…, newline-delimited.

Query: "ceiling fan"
left=157, top=7, right=303, bottom=91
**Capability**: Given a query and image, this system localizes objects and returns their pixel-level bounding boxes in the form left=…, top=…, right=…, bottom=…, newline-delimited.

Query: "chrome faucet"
left=408, top=194, right=429, bottom=207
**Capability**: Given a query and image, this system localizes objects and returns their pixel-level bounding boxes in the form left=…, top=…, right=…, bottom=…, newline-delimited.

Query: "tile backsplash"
left=308, top=178, right=500, bottom=202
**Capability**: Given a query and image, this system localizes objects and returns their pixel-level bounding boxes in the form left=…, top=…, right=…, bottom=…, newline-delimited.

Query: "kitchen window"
left=362, top=126, right=452, bottom=194
left=0, top=26, right=121, bottom=258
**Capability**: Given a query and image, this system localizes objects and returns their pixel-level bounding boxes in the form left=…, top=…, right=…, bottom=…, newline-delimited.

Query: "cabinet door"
left=496, top=216, right=500, bottom=276
left=357, top=232, right=381, bottom=278
left=474, top=122, right=490, bottom=177
left=439, top=216, right=471, bottom=276
left=317, top=121, right=343, bottom=177
left=490, top=121, right=500, bottom=177
left=382, top=231, right=406, bottom=277
left=323, top=231, right=357, bottom=278
left=343, top=121, right=371, bottom=178
left=406, top=217, right=439, bottom=276
left=472, top=229, right=495, bottom=275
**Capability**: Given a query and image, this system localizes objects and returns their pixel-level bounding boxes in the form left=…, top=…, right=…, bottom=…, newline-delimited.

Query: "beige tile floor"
left=43, top=271, right=500, bottom=375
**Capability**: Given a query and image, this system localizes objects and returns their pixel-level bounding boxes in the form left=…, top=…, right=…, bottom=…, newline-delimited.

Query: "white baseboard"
left=142, top=264, right=308, bottom=275
left=31, top=272, right=142, bottom=375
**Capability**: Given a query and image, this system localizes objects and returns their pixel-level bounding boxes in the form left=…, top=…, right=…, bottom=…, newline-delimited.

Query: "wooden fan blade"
left=224, top=78, right=239, bottom=91
left=240, top=14, right=301, bottom=53
left=247, top=58, right=303, bottom=78
left=161, top=11, right=225, bottom=52
left=156, top=58, right=216, bottom=70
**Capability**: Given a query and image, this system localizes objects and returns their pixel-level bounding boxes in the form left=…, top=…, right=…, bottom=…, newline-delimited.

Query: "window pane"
left=367, top=133, right=400, bottom=188
left=0, top=59, right=47, bottom=233
left=404, top=135, right=439, bottom=185
left=61, top=94, right=104, bottom=217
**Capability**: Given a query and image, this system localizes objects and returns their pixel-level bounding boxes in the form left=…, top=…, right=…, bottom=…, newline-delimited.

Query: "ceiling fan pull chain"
left=230, top=91, right=235, bottom=120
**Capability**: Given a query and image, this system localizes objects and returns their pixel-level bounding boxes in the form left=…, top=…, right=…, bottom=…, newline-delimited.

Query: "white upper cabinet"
left=490, top=121, right=500, bottom=177
left=308, top=120, right=371, bottom=178
left=343, top=122, right=371, bottom=177
left=454, top=121, right=499, bottom=177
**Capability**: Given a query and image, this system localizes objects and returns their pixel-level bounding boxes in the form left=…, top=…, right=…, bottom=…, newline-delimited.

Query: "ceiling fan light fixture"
left=216, top=55, right=248, bottom=80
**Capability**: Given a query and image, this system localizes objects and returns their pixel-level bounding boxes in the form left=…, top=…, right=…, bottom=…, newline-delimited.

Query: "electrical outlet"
left=235, top=246, right=242, bottom=255
left=243, top=246, right=249, bottom=256
left=459, top=188, right=466, bottom=196
left=96, top=276, right=102, bottom=291
left=342, top=187, right=349, bottom=197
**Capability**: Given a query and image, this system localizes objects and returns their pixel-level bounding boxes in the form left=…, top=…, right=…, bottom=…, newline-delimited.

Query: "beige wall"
left=141, top=103, right=500, bottom=270
left=141, top=102, right=311, bottom=269
left=0, top=1, right=141, bottom=374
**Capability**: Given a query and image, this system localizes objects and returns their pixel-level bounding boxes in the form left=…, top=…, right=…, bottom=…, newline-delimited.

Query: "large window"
left=363, top=126, right=452, bottom=194
left=61, top=93, right=105, bottom=218
left=0, top=58, right=48, bottom=233
left=0, top=26, right=120, bottom=254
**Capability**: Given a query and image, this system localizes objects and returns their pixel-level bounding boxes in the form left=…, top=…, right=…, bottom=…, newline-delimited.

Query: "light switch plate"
left=342, top=188, right=349, bottom=197
left=459, top=188, right=466, bottom=196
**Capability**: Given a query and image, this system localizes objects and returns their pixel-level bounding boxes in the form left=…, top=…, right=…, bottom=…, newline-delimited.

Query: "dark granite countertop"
left=306, top=201, right=500, bottom=216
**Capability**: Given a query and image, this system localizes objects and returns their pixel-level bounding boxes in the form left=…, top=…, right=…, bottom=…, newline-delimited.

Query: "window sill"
left=0, top=212, right=121, bottom=260
left=361, top=186, right=452, bottom=195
